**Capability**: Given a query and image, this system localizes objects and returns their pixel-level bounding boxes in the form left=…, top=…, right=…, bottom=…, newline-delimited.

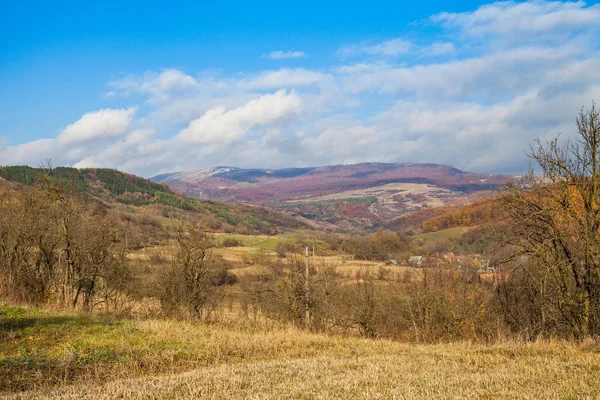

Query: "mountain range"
left=152, top=163, right=512, bottom=229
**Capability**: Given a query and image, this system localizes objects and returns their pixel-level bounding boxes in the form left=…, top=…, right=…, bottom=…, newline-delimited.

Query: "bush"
left=157, top=230, right=226, bottom=320
left=339, top=230, right=409, bottom=261
left=221, top=238, right=242, bottom=247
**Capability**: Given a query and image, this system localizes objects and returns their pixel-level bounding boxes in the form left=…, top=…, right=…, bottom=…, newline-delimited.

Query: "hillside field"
left=414, top=227, right=475, bottom=241
left=1, top=306, right=599, bottom=399
left=130, top=234, right=419, bottom=281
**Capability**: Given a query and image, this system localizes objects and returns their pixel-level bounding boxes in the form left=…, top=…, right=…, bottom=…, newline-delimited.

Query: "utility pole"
left=305, top=246, right=310, bottom=325
left=312, top=244, right=315, bottom=257
left=124, top=219, right=130, bottom=250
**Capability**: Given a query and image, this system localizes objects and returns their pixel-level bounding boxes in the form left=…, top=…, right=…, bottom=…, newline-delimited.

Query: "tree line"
left=0, top=172, right=129, bottom=310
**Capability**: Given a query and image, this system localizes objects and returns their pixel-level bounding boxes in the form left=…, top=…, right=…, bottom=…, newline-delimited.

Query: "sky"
left=1, top=0, right=600, bottom=177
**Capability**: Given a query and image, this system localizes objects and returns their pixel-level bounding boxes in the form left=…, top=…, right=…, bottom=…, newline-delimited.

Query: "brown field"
left=2, top=236, right=599, bottom=399
left=291, top=183, right=452, bottom=205
left=14, top=235, right=595, bottom=399
left=129, top=244, right=420, bottom=280
left=4, top=312, right=600, bottom=400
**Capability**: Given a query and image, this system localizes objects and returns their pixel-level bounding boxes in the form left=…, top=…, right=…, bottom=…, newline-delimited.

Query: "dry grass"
left=2, top=306, right=600, bottom=399
left=291, top=182, right=452, bottom=205
left=6, top=342, right=600, bottom=399
left=213, top=233, right=286, bottom=251
left=128, top=243, right=421, bottom=281
left=220, top=249, right=420, bottom=280
left=321, top=255, right=420, bottom=279
left=414, top=227, right=475, bottom=241
left=215, top=246, right=261, bottom=263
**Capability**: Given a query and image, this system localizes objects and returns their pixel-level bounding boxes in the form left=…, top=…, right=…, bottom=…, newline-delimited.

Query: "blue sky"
left=1, top=0, right=600, bottom=177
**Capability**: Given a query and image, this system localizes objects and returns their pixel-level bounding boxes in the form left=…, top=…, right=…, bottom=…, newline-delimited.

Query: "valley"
left=3, top=2, right=600, bottom=398
left=0, top=158, right=595, bottom=399
left=152, top=162, right=509, bottom=229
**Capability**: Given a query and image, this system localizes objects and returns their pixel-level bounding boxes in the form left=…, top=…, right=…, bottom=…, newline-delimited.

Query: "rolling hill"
left=0, top=166, right=309, bottom=236
left=152, top=162, right=512, bottom=229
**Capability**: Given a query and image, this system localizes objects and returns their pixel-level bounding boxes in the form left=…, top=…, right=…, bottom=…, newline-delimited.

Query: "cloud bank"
left=2, top=1, right=600, bottom=177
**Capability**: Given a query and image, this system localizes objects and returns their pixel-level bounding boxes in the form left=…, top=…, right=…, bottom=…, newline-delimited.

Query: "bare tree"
left=501, top=102, right=600, bottom=338
left=0, top=167, right=131, bottom=311
left=158, top=229, right=226, bottom=320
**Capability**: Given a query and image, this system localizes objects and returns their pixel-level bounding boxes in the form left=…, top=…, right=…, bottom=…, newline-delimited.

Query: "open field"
left=309, top=254, right=419, bottom=279
left=414, top=226, right=475, bottom=241
left=213, top=233, right=285, bottom=251
left=129, top=241, right=419, bottom=280
left=214, top=232, right=326, bottom=251
left=2, top=306, right=600, bottom=399
left=291, top=182, right=451, bottom=204
left=287, top=183, right=458, bottom=220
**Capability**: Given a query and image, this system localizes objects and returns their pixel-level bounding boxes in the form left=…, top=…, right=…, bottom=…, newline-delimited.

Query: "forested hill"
left=0, top=165, right=167, bottom=195
left=384, top=197, right=502, bottom=233
left=0, top=165, right=308, bottom=234
left=0, top=165, right=192, bottom=206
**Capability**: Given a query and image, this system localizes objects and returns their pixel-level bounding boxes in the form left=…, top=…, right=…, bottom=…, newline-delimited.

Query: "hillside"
left=385, top=197, right=502, bottom=233
left=152, top=162, right=510, bottom=229
left=2, top=306, right=599, bottom=399
left=0, top=166, right=308, bottom=237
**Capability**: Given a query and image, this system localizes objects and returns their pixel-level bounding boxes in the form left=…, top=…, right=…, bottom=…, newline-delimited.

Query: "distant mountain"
left=152, top=162, right=512, bottom=229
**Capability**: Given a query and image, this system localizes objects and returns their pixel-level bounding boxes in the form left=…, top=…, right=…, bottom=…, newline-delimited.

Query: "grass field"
left=130, top=239, right=418, bottom=281
left=214, top=232, right=327, bottom=252
left=2, top=306, right=600, bottom=399
left=414, top=227, right=474, bottom=241
left=214, top=233, right=284, bottom=251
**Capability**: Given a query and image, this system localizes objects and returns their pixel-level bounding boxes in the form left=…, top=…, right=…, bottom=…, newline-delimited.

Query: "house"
left=408, top=256, right=423, bottom=267
left=476, top=257, right=492, bottom=272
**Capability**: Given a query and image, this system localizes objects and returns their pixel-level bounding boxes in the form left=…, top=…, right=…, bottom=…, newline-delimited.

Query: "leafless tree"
left=500, top=103, right=600, bottom=338
left=158, top=229, right=226, bottom=320
left=0, top=168, right=131, bottom=311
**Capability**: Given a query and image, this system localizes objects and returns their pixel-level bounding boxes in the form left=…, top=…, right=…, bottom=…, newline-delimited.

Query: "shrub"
left=222, top=238, right=242, bottom=247
left=157, top=230, right=226, bottom=320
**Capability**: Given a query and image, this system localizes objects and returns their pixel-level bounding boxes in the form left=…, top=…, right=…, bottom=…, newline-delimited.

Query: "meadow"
left=0, top=235, right=596, bottom=398
left=413, top=227, right=474, bottom=241
left=132, top=234, right=419, bottom=281
left=2, top=305, right=600, bottom=399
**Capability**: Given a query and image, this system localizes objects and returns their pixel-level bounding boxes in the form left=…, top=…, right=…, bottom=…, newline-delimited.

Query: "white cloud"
left=0, top=139, right=59, bottom=166
left=237, top=68, right=331, bottom=90
left=123, top=129, right=155, bottom=146
left=108, top=69, right=199, bottom=103
left=339, top=44, right=584, bottom=98
left=59, top=107, right=136, bottom=144
left=178, top=90, right=303, bottom=144
left=420, top=41, right=456, bottom=57
left=432, top=0, right=600, bottom=39
left=5, top=1, right=600, bottom=177
left=338, top=38, right=414, bottom=57
left=336, top=38, right=456, bottom=60
left=262, top=50, right=306, bottom=59
left=150, top=69, right=198, bottom=91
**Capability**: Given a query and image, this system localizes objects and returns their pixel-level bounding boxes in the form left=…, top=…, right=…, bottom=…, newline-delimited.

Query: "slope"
left=2, top=306, right=598, bottom=400
left=153, top=162, right=510, bottom=229
left=0, top=166, right=309, bottom=237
